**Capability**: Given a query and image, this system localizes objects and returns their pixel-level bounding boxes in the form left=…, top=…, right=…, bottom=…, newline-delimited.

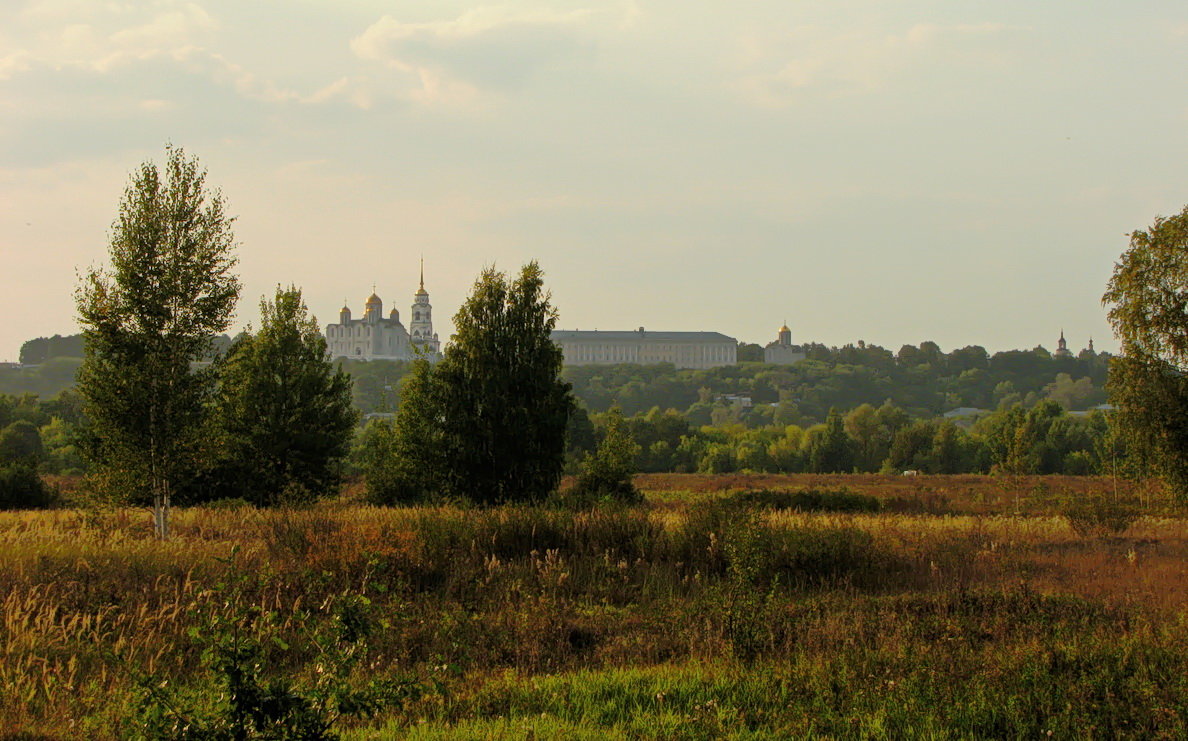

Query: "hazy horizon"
left=5, top=1, right=1186, bottom=363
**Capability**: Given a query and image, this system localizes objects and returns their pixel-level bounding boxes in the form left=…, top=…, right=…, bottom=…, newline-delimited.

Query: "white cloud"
left=2, top=1, right=218, bottom=76
left=137, top=98, right=172, bottom=111
left=736, top=21, right=1030, bottom=107
left=352, top=7, right=595, bottom=58
left=20, top=0, right=135, bottom=23
left=2, top=1, right=607, bottom=114
left=348, top=6, right=600, bottom=107
left=0, top=50, right=33, bottom=79
left=107, top=3, right=217, bottom=51
left=0, top=0, right=323, bottom=113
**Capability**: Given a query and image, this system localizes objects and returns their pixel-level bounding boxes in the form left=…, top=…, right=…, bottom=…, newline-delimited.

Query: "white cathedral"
left=325, top=265, right=441, bottom=362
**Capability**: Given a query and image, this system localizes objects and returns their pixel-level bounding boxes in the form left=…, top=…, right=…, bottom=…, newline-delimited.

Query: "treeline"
left=0, top=391, right=86, bottom=508
left=18, top=334, right=84, bottom=364
left=6, top=342, right=1115, bottom=483
left=17, top=332, right=234, bottom=366
left=0, top=391, right=87, bottom=475
left=564, top=341, right=1109, bottom=424
left=0, top=358, right=83, bottom=397
left=570, top=400, right=1114, bottom=476
left=10, top=334, right=1108, bottom=424
left=340, top=341, right=1109, bottom=422
left=3, top=334, right=234, bottom=398
left=9, top=334, right=1108, bottom=426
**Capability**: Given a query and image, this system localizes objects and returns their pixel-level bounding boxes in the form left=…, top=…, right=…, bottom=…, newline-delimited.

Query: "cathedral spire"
left=1054, top=329, right=1072, bottom=358
left=415, top=258, right=428, bottom=297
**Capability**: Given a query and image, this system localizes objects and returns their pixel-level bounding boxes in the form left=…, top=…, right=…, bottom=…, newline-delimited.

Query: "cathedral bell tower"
left=409, top=259, right=440, bottom=355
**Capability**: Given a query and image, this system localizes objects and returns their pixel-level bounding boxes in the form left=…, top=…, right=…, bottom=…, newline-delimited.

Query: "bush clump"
left=727, top=487, right=881, bottom=513
left=670, top=499, right=885, bottom=586
left=565, top=407, right=642, bottom=506
left=1062, top=493, right=1143, bottom=538
left=0, top=464, right=55, bottom=510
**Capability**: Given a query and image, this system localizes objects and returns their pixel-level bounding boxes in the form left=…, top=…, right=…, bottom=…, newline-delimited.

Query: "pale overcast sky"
left=3, top=0, right=1187, bottom=362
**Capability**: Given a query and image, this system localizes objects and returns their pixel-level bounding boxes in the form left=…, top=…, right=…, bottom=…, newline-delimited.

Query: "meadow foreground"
left=2, top=474, right=1186, bottom=739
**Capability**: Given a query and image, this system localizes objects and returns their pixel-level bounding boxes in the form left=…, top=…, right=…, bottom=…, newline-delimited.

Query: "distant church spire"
left=410, top=259, right=438, bottom=355
left=1055, top=329, right=1072, bottom=358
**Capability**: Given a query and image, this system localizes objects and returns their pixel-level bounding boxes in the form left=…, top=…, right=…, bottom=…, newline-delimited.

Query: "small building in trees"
left=764, top=323, right=807, bottom=365
left=325, top=264, right=441, bottom=361
left=551, top=328, right=737, bottom=369
left=942, top=406, right=989, bottom=428
left=1054, top=330, right=1073, bottom=358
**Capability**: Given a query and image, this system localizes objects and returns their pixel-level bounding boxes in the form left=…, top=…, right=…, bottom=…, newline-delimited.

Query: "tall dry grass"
left=0, top=477, right=1185, bottom=737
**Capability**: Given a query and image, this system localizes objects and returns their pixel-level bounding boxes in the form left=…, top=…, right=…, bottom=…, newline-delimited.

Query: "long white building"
left=551, top=328, right=737, bottom=369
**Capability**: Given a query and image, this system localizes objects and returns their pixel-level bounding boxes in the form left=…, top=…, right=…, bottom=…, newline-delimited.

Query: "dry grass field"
left=1, top=474, right=1185, bottom=738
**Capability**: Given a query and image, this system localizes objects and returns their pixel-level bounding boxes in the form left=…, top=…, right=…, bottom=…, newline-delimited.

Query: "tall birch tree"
left=1103, top=205, right=1188, bottom=499
left=76, top=146, right=240, bottom=537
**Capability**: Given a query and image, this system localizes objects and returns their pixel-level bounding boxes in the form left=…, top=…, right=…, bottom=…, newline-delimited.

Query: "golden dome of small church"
left=764, top=321, right=806, bottom=365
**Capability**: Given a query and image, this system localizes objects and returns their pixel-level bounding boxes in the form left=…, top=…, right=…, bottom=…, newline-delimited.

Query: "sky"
left=3, top=1, right=1188, bottom=362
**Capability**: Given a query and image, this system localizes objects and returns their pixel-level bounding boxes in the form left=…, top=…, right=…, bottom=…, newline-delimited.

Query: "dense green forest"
left=565, top=341, right=1109, bottom=421
left=6, top=333, right=1109, bottom=421
left=257, top=339, right=1114, bottom=425
left=2, top=334, right=1114, bottom=482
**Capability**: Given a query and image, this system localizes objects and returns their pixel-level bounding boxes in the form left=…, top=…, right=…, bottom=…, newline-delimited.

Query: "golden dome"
left=779, top=323, right=791, bottom=333
left=365, top=292, right=382, bottom=306
left=415, top=286, right=428, bottom=296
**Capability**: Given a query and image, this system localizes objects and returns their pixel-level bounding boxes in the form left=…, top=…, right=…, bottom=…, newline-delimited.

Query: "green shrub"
left=566, top=407, right=641, bottom=506
left=668, top=499, right=747, bottom=575
left=670, top=499, right=884, bottom=586
left=764, top=525, right=879, bottom=584
left=205, top=497, right=255, bottom=510
left=0, top=420, right=44, bottom=464
left=134, top=561, right=416, bottom=740
left=1062, top=493, right=1143, bottom=538
left=727, top=487, right=881, bottom=513
left=0, top=464, right=54, bottom=509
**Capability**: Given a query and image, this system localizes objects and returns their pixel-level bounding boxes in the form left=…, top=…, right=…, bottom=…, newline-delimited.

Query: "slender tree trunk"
left=153, top=490, right=164, bottom=539
left=152, top=485, right=171, bottom=539
left=160, top=482, right=170, bottom=540
left=150, top=443, right=169, bottom=540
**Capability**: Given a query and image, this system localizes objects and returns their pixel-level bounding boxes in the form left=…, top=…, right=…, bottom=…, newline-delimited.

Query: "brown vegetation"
left=1, top=475, right=1185, bottom=738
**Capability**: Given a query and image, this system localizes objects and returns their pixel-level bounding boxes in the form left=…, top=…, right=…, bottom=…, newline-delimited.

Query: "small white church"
left=764, top=322, right=806, bottom=365
left=324, top=264, right=441, bottom=362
